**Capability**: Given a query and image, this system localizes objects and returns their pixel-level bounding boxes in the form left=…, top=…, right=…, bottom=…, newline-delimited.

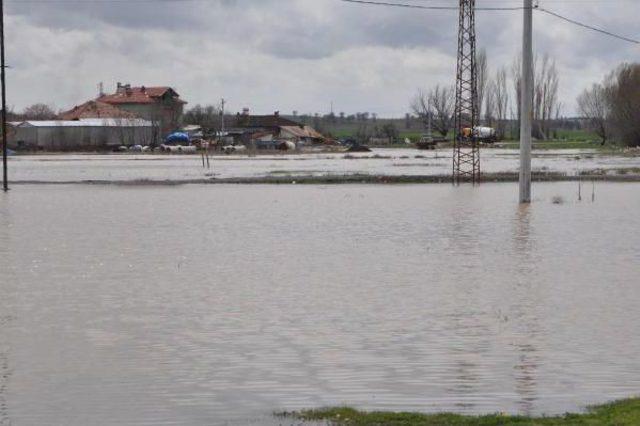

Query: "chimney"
left=116, top=82, right=124, bottom=94
left=274, top=111, right=280, bottom=117
left=242, top=108, right=250, bottom=116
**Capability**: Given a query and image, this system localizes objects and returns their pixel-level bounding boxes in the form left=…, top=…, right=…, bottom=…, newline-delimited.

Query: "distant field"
left=301, top=117, right=602, bottom=146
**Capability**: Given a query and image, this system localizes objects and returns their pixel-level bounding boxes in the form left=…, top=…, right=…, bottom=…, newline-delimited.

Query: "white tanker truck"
left=462, top=126, right=497, bottom=143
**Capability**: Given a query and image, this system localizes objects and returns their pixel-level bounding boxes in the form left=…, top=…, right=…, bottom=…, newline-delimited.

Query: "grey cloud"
left=4, top=0, right=639, bottom=115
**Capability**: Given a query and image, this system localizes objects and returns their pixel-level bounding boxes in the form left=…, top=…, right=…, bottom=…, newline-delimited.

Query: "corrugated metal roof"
left=17, top=118, right=153, bottom=128
left=280, top=125, right=325, bottom=139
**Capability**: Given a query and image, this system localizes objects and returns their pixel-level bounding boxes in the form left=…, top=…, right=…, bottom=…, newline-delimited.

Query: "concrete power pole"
left=519, top=0, right=534, bottom=203
left=1, top=0, right=8, bottom=192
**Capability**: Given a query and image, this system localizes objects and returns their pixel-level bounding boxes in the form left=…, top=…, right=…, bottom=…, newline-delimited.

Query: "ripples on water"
left=0, top=182, right=639, bottom=425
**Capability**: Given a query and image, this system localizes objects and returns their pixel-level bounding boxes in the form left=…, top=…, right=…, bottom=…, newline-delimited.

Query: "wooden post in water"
left=578, top=178, right=582, bottom=202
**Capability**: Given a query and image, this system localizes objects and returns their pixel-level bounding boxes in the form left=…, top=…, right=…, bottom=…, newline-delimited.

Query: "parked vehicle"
left=462, top=127, right=497, bottom=143
left=416, top=135, right=437, bottom=150
left=344, top=138, right=372, bottom=153
left=223, top=144, right=247, bottom=154
left=277, top=141, right=297, bottom=151
left=416, top=134, right=447, bottom=150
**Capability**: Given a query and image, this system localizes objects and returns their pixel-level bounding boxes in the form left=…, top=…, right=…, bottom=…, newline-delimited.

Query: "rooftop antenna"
left=98, top=82, right=105, bottom=97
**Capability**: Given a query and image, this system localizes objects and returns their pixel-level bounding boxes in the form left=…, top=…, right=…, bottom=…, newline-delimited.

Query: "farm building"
left=96, top=83, right=187, bottom=135
left=8, top=118, right=155, bottom=151
left=225, top=111, right=328, bottom=146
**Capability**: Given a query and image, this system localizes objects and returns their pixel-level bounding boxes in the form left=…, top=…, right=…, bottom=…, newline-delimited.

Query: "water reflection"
left=0, top=199, right=13, bottom=426
left=510, top=204, right=540, bottom=415
left=0, top=317, right=11, bottom=426
left=1, top=183, right=639, bottom=424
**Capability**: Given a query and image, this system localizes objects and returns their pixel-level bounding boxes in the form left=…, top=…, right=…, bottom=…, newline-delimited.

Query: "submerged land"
left=279, top=398, right=640, bottom=425
left=4, top=181, right=640, bottom=424
left=12, top=171, right=640, bottom=186
left=6, top=145, right=640, bottom=186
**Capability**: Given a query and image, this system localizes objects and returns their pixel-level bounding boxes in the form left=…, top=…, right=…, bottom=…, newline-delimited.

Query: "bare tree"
left=492, top=66, right=510, bottom=140
left=23, top=103, right=57, bottom=120
left=411, top=85, right=455, bottom=138
left=577, top=83, right=609, bottom=145
left=411, top=89, right=430, bottom=128
left=511, top=53, right=561, bottom=140
left=606, top=63, right=640, bottom=147
left=183, top=104, right=220, bottom=132
left=533, top=54, right=561, bottom=140
left=380, top=122, right=399, bottom=144
left=484, top=81, right=496, bottom=128
left=476, top=49, right=488, bottom=123
left=510, top=56, right=522, bottom=139
left=355, top=122, right=372, bottom=145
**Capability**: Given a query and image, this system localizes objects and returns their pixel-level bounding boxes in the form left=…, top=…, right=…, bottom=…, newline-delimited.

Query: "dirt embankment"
left=11, top=171, right=640, bottom=186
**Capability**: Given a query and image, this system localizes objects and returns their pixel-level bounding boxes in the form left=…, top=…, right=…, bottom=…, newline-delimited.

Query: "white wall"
left=10, top=125, right=155, bottom=151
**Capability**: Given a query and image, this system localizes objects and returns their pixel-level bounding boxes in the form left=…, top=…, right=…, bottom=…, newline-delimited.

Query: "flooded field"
left=1, top=182, right=640, bottom=425
left=7, top=148, right=640, bottom=183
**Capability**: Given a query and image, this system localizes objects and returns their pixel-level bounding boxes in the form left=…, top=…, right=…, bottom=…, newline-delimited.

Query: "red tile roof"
left=98, top=86, right=186, bottom=105
left=58, top=101, right=138, bottom=120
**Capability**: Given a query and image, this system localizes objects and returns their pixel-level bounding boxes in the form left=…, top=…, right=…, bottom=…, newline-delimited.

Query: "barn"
left=9, top=118, right=155, bottom=151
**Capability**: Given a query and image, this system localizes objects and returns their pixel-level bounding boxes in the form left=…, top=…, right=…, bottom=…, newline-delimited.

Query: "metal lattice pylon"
left=453, top=0, right=480, bottom=184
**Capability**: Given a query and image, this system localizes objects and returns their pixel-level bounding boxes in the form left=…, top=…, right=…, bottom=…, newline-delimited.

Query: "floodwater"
left=1, top=182, right=639, bottom=425
left=7, top=148, right=640, bottom=182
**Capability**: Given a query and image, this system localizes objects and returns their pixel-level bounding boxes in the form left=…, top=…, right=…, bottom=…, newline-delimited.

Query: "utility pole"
left=519, top=0, right=534, bottom=203
left=453, top=0, right=480, bottom=185
left=220, top=98, right=225, bottom=136
left=1, top=0, right=8, bottom=192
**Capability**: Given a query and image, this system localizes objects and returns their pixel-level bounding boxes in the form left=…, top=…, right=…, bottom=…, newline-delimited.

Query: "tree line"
left=411, top=49, right=562, bottom=141
left=578, top=63, right=640, bottom=147
left=182, top=60, right=640, bottom=148
left=7, top=103, right=58, bottom=121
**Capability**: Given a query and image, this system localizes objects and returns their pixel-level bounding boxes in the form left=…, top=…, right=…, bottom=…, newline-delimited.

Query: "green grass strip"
left=277, top=398, right=640, bottom=425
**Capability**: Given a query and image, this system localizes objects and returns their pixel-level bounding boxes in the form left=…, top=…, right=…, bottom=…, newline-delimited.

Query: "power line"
left=537, top=7, right=639, bottom=44
left=341, top=0, right=640, bottom=44
left=340, top=0, right=524, bottom=10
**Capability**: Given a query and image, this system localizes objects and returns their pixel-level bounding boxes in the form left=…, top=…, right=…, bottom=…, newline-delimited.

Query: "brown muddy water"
left=8, top=148, right=640, bottom=182
left=0, top=183, right=639, bottom=425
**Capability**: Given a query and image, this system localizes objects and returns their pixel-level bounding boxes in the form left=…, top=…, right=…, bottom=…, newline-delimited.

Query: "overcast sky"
left=5, top=0, right=639, bottom=116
